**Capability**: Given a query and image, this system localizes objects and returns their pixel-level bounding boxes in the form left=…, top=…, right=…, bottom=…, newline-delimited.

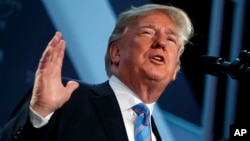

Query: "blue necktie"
left=133, top=103, right=152, bottom=141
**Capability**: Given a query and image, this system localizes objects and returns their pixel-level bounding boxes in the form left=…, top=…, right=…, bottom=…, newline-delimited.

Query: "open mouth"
left=151, top=55, right=165, bottom=64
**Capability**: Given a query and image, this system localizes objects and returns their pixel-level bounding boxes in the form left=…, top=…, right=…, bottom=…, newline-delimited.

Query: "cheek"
left=121, top=44, right=146, bottom=60
left=119, top=48, right=136, bottom=65
left=166, top=49, right=179, bottom=68
left=119, top=37, right=152, bottom=65
left=169, top=46, right=179, bottom=59
left=170, top=52, right=178, bottom=63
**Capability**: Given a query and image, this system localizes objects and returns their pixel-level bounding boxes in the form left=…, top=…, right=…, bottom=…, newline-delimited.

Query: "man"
left=0, top=3, right=193, bottom=141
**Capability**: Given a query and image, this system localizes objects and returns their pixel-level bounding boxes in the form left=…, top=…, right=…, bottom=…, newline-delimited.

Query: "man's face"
left=111, top=12, right=179, bottom=86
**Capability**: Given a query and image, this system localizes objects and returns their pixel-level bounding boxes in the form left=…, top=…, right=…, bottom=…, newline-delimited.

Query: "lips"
left=153, top=55, right=164, bottom=61
left=150, top=54, right=165, bottom=64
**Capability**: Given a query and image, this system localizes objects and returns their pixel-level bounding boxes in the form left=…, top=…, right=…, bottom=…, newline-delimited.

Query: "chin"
left=146, top=72, right=165, bottom=81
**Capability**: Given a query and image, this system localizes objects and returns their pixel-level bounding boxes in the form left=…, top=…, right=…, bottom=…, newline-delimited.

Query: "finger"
left=38, top=46, right=51, bottom=69
left=38, top=32, right=63, bottom=69
left=49, top=32, right=63, bottom=62
left=65, top=81, right=79, bottom=98
left=48, top=32, right=62, bottom=47
left=51, top=38, right=66, bottom=64
left=55, top=40, right=66, bottom=66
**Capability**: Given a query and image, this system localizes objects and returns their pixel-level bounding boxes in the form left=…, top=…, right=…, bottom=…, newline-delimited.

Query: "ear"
left=109, top=42, right=120, bottom=65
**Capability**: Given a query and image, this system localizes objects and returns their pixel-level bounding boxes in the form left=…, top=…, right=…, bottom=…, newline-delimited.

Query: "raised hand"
left=30, top=32, right=79, bottom=117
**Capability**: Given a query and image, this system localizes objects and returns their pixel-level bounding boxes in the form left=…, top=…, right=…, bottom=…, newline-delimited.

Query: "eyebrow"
left=138, top=24, right=178, bottom=36
left=138, top=24, right=156, bottom=30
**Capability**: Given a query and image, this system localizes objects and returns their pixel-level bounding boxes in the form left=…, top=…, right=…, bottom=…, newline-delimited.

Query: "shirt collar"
left=109, top=75, right=155, bottom=115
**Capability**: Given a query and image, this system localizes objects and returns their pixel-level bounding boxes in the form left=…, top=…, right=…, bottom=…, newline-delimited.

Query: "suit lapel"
left=90, top=81, right=162, bottom=141
left=151, top=116, right=162, bottom=141
left=90, top=81, right=129, bottom=141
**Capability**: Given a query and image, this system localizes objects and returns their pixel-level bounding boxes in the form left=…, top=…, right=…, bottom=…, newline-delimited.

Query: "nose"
left=153, top=34, right=166, bottom=50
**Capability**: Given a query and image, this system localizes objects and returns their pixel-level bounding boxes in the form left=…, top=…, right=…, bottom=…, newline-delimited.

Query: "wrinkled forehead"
left=127, top=11, right=175, bottom=29
left=127, top=12, right=177, bottom=34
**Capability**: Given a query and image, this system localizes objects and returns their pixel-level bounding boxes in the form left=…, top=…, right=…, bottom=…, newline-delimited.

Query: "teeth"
left=153, top=56, right=162, bottom=61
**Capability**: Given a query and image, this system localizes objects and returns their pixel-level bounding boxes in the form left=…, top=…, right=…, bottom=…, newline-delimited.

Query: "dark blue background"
left=0, top=0, right=249, bottom=140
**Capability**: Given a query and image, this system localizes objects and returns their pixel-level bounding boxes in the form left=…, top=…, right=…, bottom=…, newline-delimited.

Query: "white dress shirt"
left=109, top=75, right=156, bottom=141
left=29, top=75, right=156, bottom=141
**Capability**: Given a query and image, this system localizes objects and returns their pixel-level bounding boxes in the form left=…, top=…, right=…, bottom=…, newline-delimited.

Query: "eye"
left=142, top=30, right=152, bottom=35
left=141, top=28, right=155, bottom=37
left=166, top=36, right=177, bottom=45
left=142, top=31, right=150, bottom=35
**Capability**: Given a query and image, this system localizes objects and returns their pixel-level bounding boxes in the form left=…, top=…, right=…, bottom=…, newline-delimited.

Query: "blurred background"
left=0, top=0, right=249, bottom=141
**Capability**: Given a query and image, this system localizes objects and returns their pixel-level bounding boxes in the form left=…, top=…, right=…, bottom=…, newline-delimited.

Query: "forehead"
left=129, top=12, right=177, bottom=31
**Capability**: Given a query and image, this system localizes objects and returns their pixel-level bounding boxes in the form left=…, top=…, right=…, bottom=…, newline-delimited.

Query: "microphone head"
left=196, top=55, right=228, bottom=76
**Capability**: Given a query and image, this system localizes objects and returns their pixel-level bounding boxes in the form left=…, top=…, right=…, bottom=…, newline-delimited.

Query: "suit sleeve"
left=0, top=78, right=76, bottom=141
left=0, top=88, right=58, bottom=141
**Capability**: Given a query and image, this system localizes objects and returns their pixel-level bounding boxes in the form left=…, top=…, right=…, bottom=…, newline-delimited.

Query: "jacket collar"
left=90, top=81, right=162, bottom=141
left=90, top=81, right=129, bottom=141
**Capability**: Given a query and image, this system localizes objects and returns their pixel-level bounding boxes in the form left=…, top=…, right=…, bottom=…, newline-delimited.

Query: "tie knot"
left=132, top=103, right=150, bottom=125
left=133, top=103, right=150, bottom=115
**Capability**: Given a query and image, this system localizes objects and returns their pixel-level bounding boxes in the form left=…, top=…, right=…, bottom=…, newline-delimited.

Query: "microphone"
left=197, top=55, right=250, bottom=80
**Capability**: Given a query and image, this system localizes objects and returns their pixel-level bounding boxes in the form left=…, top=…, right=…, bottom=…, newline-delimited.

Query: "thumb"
left=65, top=81, right=79, bottom=96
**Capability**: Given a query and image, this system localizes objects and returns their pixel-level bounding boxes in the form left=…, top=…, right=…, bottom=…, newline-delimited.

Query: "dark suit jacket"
left=0, top=78, right=162, bottom=141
